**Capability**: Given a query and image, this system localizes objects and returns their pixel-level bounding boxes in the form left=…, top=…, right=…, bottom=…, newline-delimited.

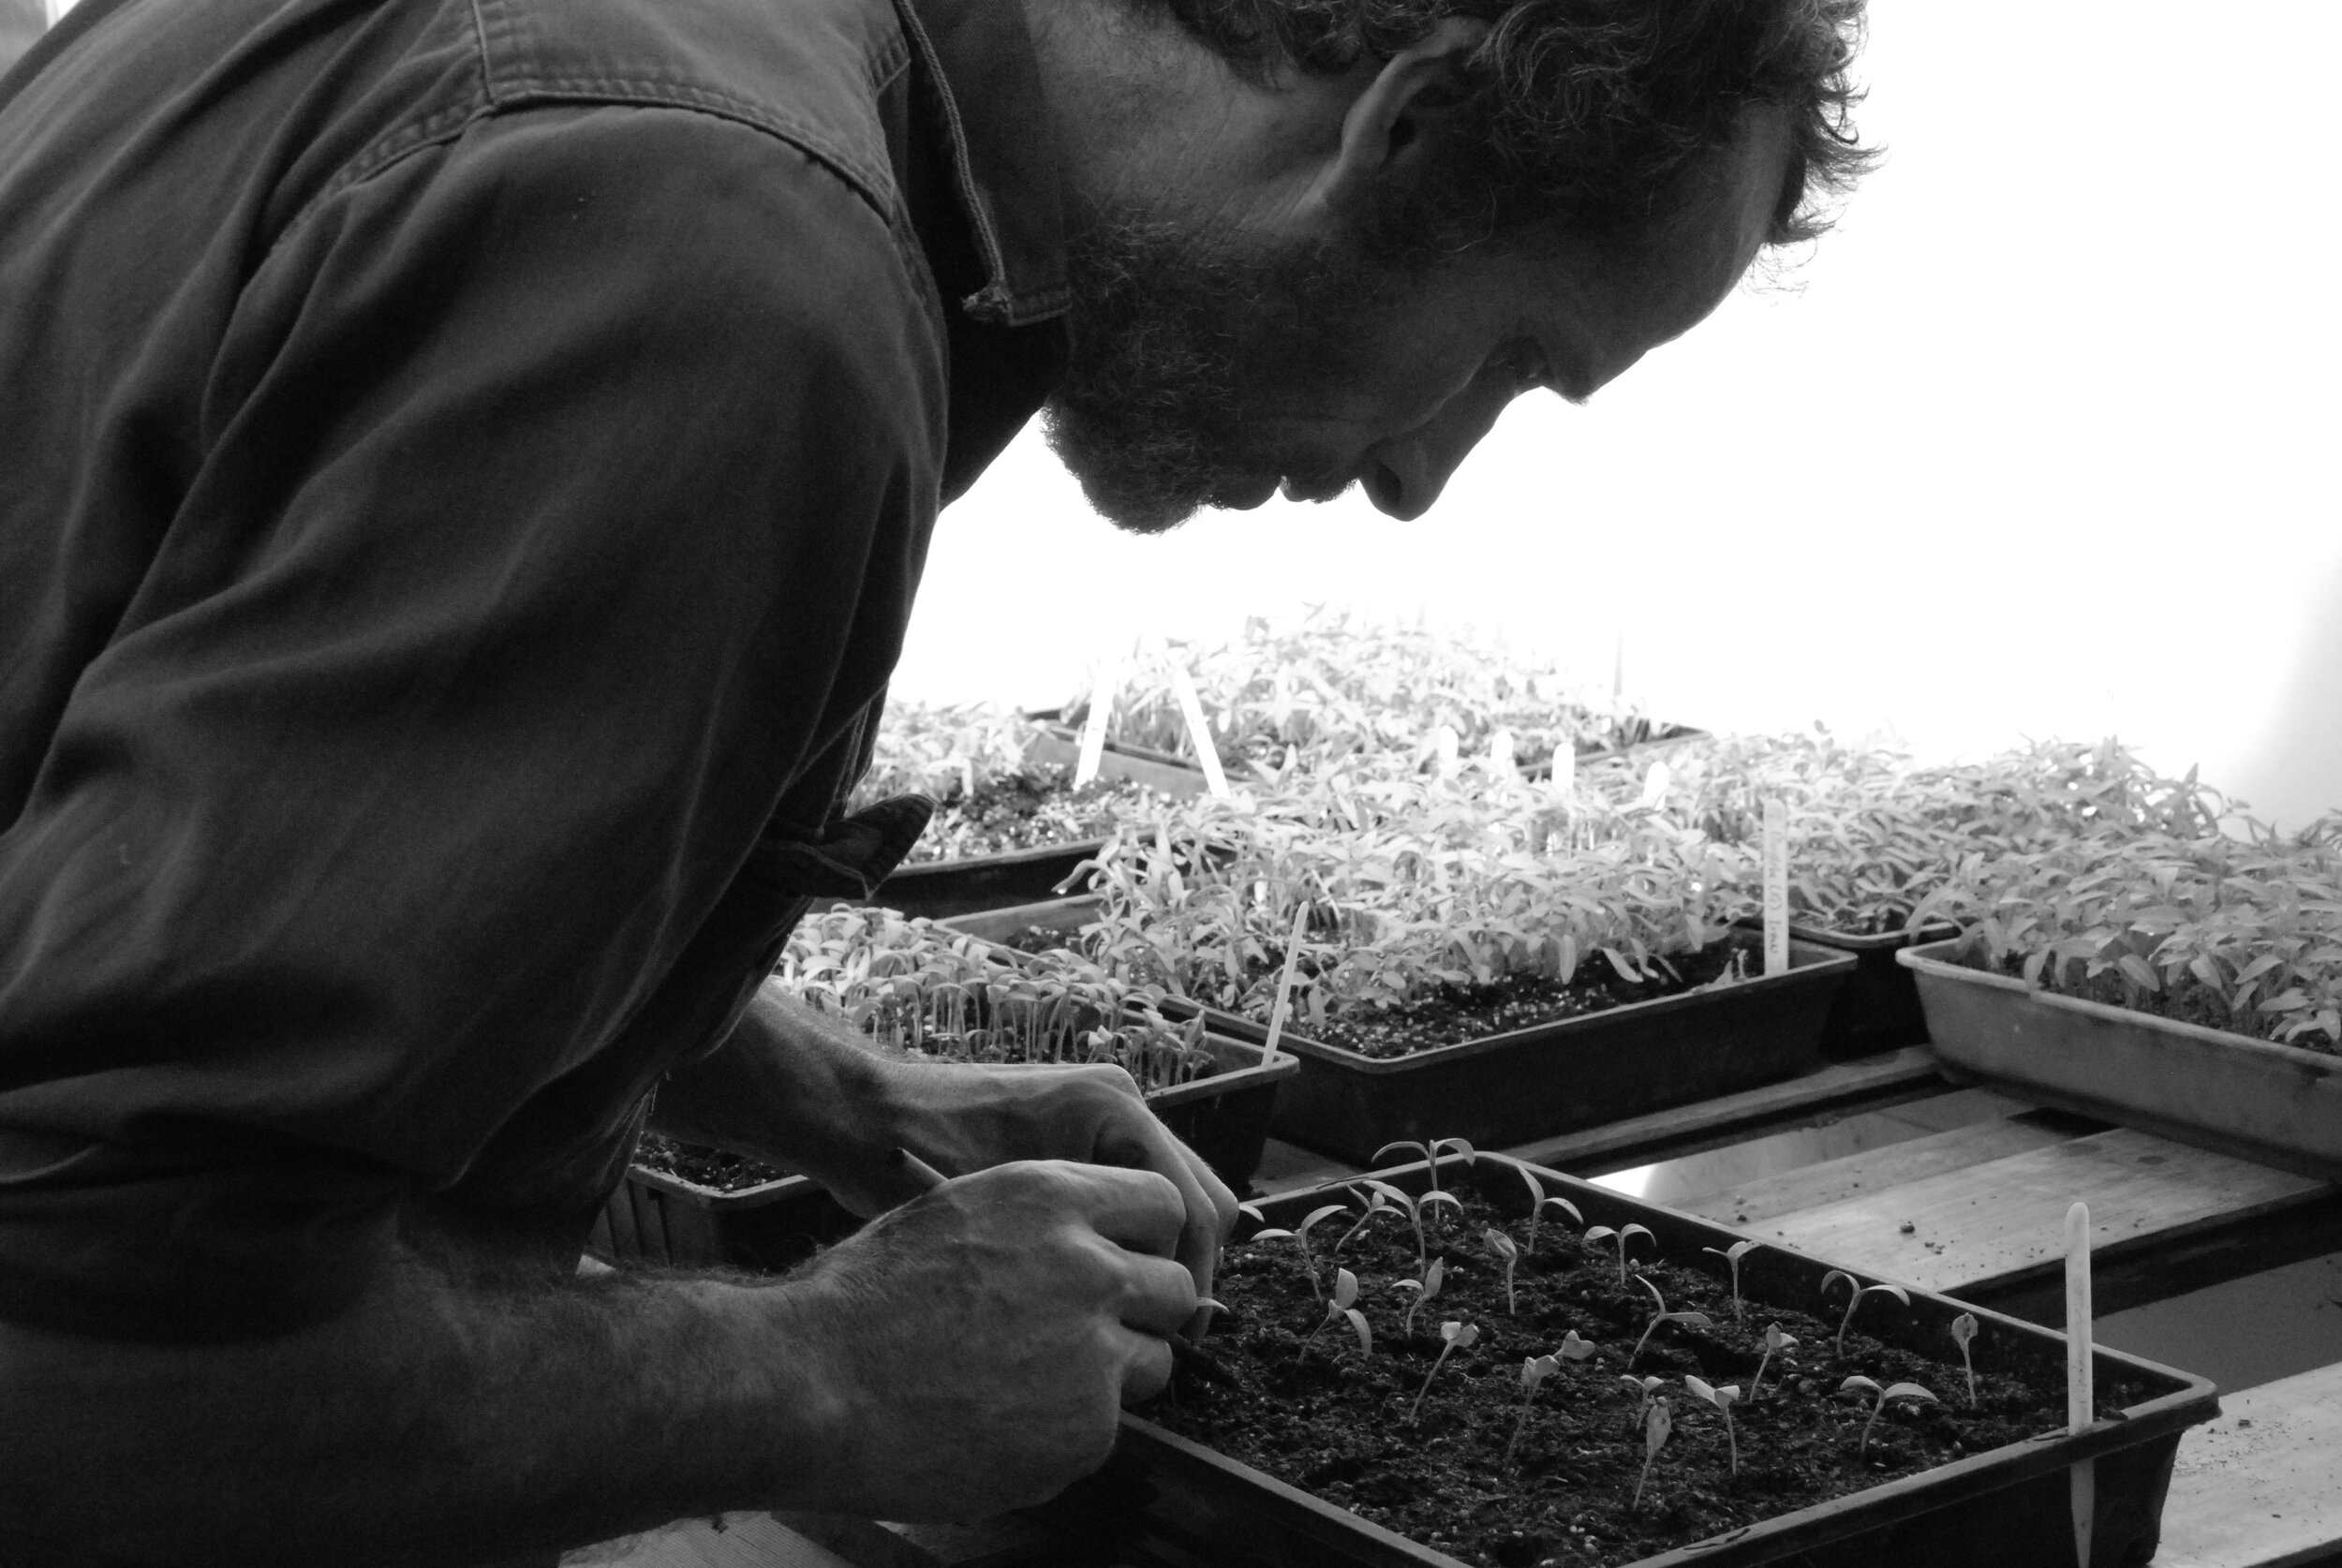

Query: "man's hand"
left=770, top=1159, right=1194, bottom=1520
left=651, top=988, right=1239, bottom=1327
left=852, top=1055, right=1237, bottom=1326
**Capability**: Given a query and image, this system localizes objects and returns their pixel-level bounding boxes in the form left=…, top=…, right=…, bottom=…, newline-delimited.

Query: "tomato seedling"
left=1330, top=1185, right=1397, bottom=1256
left=1513, top=1163, right=1585, bottom=1257
left=1484, top=1226, right=1521, bottom=1314
left=1503, top=1353, right=1560, bottom=1467
left=1633, top=1398, right=1674, bottom=1510
left=1839, top=1375, right=1940, bottom=1455
left=1583, top=1222, right=1656, bottom=1284
left=1394, top=1256, right=1446, bottom=1342
left=1683, top=1375, right=1744, bottom=1474
left=1627, top=1276, right=1714, bottom=1368
left=1750, top=1321, right=1799, bottom=1402
left=1822, top=1270, right=1910, bottom=1355
left=1408, top=1320, right=1480, bottom=1425
left=1301, top=1267, right=1372, bottom=1361
left=1360, top=1179, right=1454, bottom=1271
left=1250, top=1203, right=1346, bottom=1303
left=1702, top=1239, right=1759, bottom=1323
left=1949, top=1310, right=1979, bottom=1405
left=1618, top=1373, right=1668, bottom=1434
left=1373, top=1137, right=1478, bottom=1196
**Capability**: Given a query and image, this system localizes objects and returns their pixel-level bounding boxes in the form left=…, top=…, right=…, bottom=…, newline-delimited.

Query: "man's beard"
left=1042, top=214, right=1417, bottom=535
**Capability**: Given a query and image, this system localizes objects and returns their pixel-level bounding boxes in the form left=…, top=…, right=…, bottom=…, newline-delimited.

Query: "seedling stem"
left=1408, top=1320, right=1479, bottom=1424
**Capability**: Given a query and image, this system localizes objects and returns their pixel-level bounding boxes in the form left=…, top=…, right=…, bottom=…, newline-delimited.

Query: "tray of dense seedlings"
left=1051, top=611, right=1690, bottom=781
left=1037, top=1153, right=2215, bottom=1568
left=592, top=907, right=1296, bottom=1270
left=1897, top=808, right=2342, bottom=1180
left=849, top=702, right=1205, bottom=919
left=1029, top=755, right=1852, bottom=1163
left=1657, top=734, right=2223, bottom=1059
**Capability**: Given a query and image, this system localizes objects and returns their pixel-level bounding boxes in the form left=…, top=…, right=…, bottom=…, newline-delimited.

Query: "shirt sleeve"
left=0, top=103, right=943, bottom=1340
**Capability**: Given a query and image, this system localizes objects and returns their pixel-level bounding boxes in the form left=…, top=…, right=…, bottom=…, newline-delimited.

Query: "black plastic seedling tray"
left=1730, top=918, right=1961, bottom=1061
left=1035, top=1157, right=2216, bottom=1568
left=1208, top=933, right=1857, bottom=1164
left=872, top=837, right=1110, bottom=921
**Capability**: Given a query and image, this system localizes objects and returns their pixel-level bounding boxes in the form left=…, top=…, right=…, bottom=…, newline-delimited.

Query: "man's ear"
left=1308, top=17, right=1490, bottom=216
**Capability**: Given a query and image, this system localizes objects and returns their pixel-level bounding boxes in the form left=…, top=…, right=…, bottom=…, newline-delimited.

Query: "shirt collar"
left=893, top=0, right=1069, bottom=327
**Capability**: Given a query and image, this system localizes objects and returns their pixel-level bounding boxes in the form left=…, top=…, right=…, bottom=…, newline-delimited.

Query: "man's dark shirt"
left=0, top=0, right=1067, bottom=1341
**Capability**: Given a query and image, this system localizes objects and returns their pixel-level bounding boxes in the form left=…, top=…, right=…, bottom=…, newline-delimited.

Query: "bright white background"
left=894, top=3, right=2342, bottom=831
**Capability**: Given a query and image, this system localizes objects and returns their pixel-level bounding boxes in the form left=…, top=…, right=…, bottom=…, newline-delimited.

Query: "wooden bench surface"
left=2155, top=1359, right=2342, bottom=1568
left=1737, top=1126, right=2331, bottom=1297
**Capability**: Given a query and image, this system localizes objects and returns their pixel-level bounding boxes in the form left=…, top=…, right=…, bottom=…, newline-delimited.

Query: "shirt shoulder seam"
left=273, top=92, right=907, bottom=264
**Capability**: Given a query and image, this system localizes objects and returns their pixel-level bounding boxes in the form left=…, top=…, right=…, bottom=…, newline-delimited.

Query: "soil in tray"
left=1304, top=944, right=1746, bottom=1059
left=1150, top=1186, right=2146, bottom=1568
left=898, top=767, right=1160, bottom=865
left=632, top=1131, right=789, bottom=1193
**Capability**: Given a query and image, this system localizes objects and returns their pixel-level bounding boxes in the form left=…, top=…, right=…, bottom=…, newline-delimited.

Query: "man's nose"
left=1358, top=379, right=1515, bottom=521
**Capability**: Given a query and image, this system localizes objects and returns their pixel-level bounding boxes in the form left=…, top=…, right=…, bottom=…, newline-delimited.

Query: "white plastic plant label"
left=1550, top=746, right=1576, bottom=797
left=1262, top=904, right=1311, bottom=1066
left=2067, top=1202, right=2096, bottom=1568
left=1487, top=728, right=1516, bottom=771
left=1165, top=660, right=1231, bottom=798
left=1638, top=759, right=1672, bottom=809
left=1075, top=658, right=1118, bottom=788
left=1432, top=724, right=1460, bottom=779
left=1764, top=797, right=1789, bottom=977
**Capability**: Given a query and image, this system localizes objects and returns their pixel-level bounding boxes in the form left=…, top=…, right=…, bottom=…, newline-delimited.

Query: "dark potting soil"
left=899, top=768, right=1157, bottom=864
left=1150, top=1186, right=2147, bottom=1568
left=632, top=1131, right=791, bottom=1193
left=1308, top=943, right=1747, bottom=1060
left=1985, top=954, right=2339, bottom=1058
left=1795, top=908, right=1909, bottom=939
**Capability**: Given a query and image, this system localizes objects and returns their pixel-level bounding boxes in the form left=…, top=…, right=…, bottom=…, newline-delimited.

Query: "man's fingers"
left=1114, top=1249, right=1198, bottom=1339
left=1058, top=1161, right=1187, bottom=1258
left=1114, top=1325, right=1176, bottom=1407
left=1093, top=1116, right=1238, bottom=1266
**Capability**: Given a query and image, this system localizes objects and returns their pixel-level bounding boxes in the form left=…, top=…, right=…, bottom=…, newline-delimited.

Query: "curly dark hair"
left=1135, top=0, right=1874, bottom=253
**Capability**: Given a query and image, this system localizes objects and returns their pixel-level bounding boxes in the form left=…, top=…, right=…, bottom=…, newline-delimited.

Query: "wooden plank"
left=1601, top=1088, right=2047, bottom=1211
left=2156, top=1361, right=2342, bottom=1567
left=1251, top=1051, right=1949, bottom=1198
left=1758, top=1127, right=2331, bottom=1298
left=1499, top=1047, right=1948, bottom=1175
left=1678, top=1113, right=2077, bottom=1224
left=568, top=1514, right=860, bottom=1568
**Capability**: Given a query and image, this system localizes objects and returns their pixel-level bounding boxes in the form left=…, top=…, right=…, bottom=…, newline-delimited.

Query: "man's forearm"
left=648, top=982, right=900, bottom=1189
left=0, top=1250, right=836, bottom=1567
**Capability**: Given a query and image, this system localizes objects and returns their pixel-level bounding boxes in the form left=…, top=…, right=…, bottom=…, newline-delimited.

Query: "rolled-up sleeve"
left=0, top=104, right=942, bottom=1340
